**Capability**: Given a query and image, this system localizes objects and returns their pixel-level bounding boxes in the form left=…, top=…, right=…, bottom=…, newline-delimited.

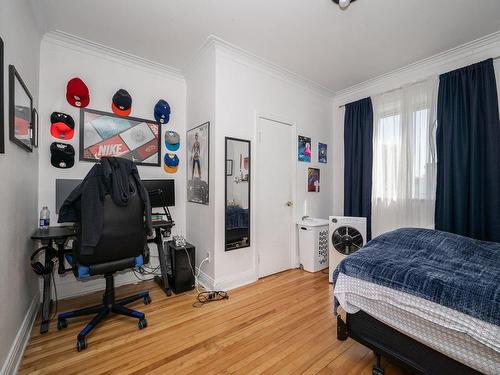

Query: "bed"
left=332, top=228, right=500, bottom=375
left=225, top=205, right=249, bottom=249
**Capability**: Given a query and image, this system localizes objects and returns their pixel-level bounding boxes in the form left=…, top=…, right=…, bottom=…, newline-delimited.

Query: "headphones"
left=30, top=247, right=54, bottom=275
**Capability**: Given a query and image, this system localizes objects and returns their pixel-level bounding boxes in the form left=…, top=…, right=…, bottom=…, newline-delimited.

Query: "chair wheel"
left=76, top=338, right=87, bottom=352
left=373, top=366, right=384, bottom=375
left=57, top=318, right=68, bottom=330
left=138, top=318, right=148, bottom=330
left=143, top=295, right=152, bottom=305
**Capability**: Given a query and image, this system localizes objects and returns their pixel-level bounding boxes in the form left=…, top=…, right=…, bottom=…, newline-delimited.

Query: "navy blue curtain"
left=436, top=58, right=500, bottom=242
left=344, top=97, right=373, bottom=240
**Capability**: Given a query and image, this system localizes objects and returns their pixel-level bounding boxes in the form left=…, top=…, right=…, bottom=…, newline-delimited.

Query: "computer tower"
left=167, top=241, right=195, bottom=294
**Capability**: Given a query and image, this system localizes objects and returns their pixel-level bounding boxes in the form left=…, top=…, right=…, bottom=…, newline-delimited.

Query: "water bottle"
left=39, top=206, right=50, bottom=230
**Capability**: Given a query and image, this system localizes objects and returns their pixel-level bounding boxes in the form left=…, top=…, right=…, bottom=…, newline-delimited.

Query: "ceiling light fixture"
left=332, top=0, right=356, bottom=9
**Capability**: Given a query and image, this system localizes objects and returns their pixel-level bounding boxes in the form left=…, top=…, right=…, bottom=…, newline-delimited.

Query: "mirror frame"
left=9, top=64, right=33, bottom=152
left=0, top=37, right=4, bottom=154
left=225, top=137, right=251, bottom=252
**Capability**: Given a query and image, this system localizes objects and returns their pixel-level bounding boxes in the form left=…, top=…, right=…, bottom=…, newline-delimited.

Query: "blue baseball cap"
left=154, top=99, right=171, bottom=125
left=164, top=153, right=179, bottom=173
left=165, top=130, right=180, bottom=151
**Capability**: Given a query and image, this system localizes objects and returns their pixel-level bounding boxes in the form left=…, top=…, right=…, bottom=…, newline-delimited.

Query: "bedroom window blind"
left=371, top=78, right=438, bottom=237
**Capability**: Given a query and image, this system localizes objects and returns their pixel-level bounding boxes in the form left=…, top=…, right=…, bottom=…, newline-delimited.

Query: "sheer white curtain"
left=371, top=78, right=438, bottom=237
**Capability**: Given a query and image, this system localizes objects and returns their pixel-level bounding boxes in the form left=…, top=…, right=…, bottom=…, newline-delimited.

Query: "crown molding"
left=182, top=36, right=216, bottom=78
left=42, top=30, right=185, bottom=82
left=184, top=35, right=334, bottom=98
left=334, top=30, right=500, bottom=104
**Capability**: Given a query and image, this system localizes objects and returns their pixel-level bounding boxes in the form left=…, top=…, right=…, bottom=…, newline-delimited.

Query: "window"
left=371, top=79, right=438, bottom=237
left=373, top=113, right=401, bottom=201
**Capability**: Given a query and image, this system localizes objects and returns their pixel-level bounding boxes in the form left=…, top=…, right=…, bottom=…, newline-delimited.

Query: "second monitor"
left=141, top=179, right=175, bottom=207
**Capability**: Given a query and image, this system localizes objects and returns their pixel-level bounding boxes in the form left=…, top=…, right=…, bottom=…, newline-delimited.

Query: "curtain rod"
left=338, top=55, right=500, bottom=109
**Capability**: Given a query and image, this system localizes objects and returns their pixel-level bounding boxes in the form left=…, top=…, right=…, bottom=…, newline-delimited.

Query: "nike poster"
left=80, top=108, right=161, bottom=166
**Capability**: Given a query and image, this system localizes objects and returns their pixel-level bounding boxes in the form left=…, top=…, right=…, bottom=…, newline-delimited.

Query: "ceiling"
left=31, top=0, right=500, bottom=93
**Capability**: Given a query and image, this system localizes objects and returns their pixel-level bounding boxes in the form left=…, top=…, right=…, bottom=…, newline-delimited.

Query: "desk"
left=31, top=221, right=173, bottom=332
left=151, top=220, right=175, bottom=296
left=31, top=226, right=76, bottom=333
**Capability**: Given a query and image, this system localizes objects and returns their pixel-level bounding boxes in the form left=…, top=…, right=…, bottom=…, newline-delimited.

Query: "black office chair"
left=57, top=177, right=151, bottom=352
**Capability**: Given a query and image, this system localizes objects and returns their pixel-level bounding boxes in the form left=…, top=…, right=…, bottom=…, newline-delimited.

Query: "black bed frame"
left=337, top=311, right=483, bottom=375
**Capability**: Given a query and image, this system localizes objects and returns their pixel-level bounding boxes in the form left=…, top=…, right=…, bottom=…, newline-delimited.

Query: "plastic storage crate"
left=297, top=218, right=329, bottom=272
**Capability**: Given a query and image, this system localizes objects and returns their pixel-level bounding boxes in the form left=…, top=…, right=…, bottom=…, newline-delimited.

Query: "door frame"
left=254, top=112, right=298, bottom=278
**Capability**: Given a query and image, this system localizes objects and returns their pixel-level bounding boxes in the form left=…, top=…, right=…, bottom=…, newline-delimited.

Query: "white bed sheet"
left=334, top=272, right=500, bottom=375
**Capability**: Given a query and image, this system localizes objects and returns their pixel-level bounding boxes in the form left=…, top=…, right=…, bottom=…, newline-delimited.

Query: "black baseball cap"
left=50, top=142, right=75, bottom=168
left=112, top=89, right=132, bottom=117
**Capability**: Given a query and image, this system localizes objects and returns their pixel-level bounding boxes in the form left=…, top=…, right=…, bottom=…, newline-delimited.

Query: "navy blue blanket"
left=333, top=228, right=500, bottom=326
left=226, top=206, right=249, bottom=230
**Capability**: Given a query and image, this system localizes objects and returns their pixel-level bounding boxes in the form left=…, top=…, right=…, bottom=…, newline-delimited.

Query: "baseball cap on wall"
left=50, top=142, right=75, bottom=169
left=164, top=153, right=179, bottom=173
left=66, top=77, right=90, bottom=108
left=112, top=89, right=132, bottom=117
left=154, top=99, right=170, bottom=125
left=50, top=112, right=75, bottom=140
left=165, top=130, right=180, bottom=151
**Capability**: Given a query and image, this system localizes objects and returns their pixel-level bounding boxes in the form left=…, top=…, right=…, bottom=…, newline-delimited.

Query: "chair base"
left=57, top=274, right=151, bottom=351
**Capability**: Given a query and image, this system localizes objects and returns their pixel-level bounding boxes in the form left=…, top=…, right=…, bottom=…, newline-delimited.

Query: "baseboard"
left=196, top=267, right=215, bottom=290
left=1, top=291, right=40, bottom=375
left=213, top=269, right=258, bottom=291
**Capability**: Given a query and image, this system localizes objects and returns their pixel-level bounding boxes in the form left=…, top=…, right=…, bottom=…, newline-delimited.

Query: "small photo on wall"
left=298, top=135, right=311, bottom=162
left=308, top=168, right=320, bottom=192
left=318, top=142, right=327, bottom=164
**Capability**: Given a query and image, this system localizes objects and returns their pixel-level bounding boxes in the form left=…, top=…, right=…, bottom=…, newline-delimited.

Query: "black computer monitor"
left=142, top=179, right=175, bottom=207
left=56, top=179, right=82, bottom=213
left=56, top=178, right=175, bottom=213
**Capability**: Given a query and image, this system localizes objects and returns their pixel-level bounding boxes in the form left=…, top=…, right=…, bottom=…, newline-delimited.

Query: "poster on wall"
left=80, top=108, right=160, bottom=166
left=308, top=168, right=320, bottom=192
left=298, top=135, right=311, bottom=162
left=318, top=142, right=327, bottom=163
left=0, top=37, right=4, bottom=154
left=187, top=121, right=210, bottom=205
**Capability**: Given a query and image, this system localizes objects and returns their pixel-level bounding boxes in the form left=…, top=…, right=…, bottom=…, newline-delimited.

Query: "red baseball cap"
left=50, top=112, right=75, bottom=140
left=66, top=77, right=90, bottom=108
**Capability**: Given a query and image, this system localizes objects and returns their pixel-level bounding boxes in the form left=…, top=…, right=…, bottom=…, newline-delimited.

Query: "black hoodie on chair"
left=58, top=157, right=152, bottom=255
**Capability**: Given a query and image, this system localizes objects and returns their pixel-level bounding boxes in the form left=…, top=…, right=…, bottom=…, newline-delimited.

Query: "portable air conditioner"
left=329, top=216, right=367, bottom=283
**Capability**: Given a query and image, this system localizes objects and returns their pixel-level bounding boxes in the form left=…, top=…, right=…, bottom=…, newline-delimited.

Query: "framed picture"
left=0, top=37, right=4, bottom=154
left=318, top=142, right=327, bottom=163
left=226, top=159, right=233, bottom=176
left=308, top=168, right=320, bottom=192
left=32, top=108, right=38, bottom=148
left=187, top=121, right=210, bottom=205
left=298, top=135, right=311, bottom=162
left=241, top=155, right=249, bottom=181
left=79, top=108, right=160, bottom=166
left=9, top=65, right=33, bottom=152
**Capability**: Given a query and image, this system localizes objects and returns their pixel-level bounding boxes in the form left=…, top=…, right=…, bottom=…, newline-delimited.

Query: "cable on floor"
left=180, top=246, right=229, bottom=308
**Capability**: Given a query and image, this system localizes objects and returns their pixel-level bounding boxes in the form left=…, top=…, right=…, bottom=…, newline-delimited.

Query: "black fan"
left=332, top=226, right=364, bottom=255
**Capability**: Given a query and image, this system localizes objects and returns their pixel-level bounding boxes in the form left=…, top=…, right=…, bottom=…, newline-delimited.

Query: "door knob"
left=286, top=201, right=293, bottom=207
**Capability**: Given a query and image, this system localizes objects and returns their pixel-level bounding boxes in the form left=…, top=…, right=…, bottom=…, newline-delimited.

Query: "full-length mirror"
left=225, top=137, right=251, bottom=251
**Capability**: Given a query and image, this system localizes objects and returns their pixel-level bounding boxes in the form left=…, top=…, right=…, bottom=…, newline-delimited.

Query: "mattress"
left=334, top=272, right=500, bottom=375
left=332, top=228, right=500, bottom=326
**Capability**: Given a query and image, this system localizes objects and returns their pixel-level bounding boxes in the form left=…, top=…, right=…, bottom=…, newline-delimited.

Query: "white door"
left=256, top=117, right=295, bottom=277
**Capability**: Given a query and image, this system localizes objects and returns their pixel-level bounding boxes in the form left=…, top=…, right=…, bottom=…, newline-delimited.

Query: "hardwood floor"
left=19, top=269, right=409, bottom=374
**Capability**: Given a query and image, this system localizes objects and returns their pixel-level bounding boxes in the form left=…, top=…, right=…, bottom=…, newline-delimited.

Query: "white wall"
left=184, top=45, right=217, bottom=285
left=37, top=35, right=187, bottom=298
left=331, top=33, right=500, bottom=217
left=213, top=46, right=333, bottom=289
left=0, top=0, right=42, bottom=370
